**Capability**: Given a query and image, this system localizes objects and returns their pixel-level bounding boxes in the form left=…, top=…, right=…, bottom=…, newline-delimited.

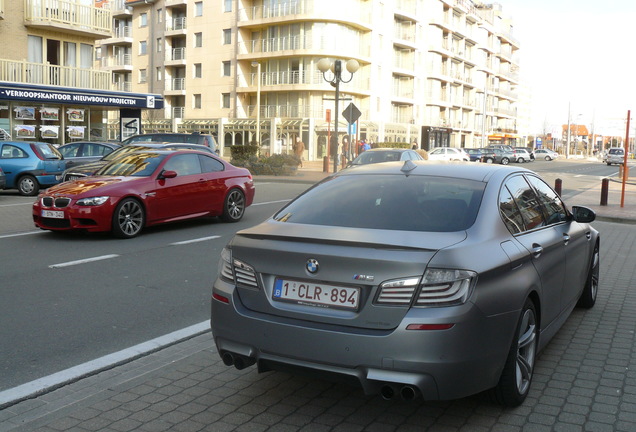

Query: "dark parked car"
left=466, top=148, right=487, bottom=162
left=348, top=148, right=423, bottom=166
left=61, top=143, right=215, bottom=182
left=480, top=148, right=514, bottom=165
left=34, top=150, right=254, bottom=238
left=211, top=161, right=599, bottom=406
left=122, top=132, right=218, bottom=153
left=57, top=141, right=121, bottom=169
left=0, top=141, right=66, bottom=195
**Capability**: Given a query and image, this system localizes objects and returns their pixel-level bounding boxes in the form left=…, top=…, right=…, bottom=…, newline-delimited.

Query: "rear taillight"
left=30, top=144, right=45, bottom=160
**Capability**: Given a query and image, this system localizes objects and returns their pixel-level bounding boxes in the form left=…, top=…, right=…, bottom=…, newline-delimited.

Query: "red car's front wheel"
left=112, top=198, right=145, bottom=238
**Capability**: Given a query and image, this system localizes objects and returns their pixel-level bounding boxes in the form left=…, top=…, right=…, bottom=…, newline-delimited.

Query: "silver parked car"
left=211, top=161, right=600, bottom=406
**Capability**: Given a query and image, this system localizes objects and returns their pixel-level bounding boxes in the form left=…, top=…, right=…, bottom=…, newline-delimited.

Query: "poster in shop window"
left=15, top=125, right=35, bottom=138
left=14, top=107, right=35, bottom=120
left=67, top=126, right=85, bottom=139
left=40, top=125, right=59, bottom=139
left=67, top=109, right=85, bottom=122
left=40, top=108, right=59, bottom=121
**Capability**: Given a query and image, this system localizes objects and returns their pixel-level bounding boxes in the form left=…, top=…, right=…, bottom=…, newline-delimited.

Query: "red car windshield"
left=96, top=152, right=166, bottom=177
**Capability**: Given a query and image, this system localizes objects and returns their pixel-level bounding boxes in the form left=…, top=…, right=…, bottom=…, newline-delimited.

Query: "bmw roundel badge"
left=306, top=259, right=319, bottom=274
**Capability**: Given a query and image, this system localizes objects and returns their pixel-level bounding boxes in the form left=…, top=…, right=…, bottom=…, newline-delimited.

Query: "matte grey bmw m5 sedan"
left=211, top=161, right=600, bottom=406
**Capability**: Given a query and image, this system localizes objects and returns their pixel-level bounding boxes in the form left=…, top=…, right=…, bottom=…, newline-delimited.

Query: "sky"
left=500, top=0, right=636, bottom=137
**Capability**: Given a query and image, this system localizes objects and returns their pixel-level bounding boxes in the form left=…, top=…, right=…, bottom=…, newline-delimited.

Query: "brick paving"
left=2, top=160, right=636, bottom=431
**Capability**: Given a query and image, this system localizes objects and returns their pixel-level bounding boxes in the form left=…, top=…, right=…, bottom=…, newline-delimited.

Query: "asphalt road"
left=0, top=181, right=309, bottom=391
left=0, top=159, right=620, bottom=392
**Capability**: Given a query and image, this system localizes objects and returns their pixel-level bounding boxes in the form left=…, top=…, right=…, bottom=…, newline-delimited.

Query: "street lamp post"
left=317, top=58, right=359, bottom=173
left=251, top=61, right=261, bottom=148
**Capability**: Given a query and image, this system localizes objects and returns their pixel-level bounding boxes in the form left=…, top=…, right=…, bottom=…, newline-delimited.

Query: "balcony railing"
left=168, top=47, right=186, bottom=61
left=167, top=78, right=185, bottom=91
left=24, top=0, right=112, bottom=35
left=172, top=106, right=185, bottom=118
left=167, top=17, right=186, bottom=31
left=113, top=81, right=131, bottom=92
left=102, top=54, right=132, bottom=68
left=112, top=25, right=131, bottom=39
left=242, top=34, right=370, bottom=57
left=103, top=0, right=131, bottom=15
left=239, top=0, right=371, bottom=25
left=0, top=58, right=111, bottom=90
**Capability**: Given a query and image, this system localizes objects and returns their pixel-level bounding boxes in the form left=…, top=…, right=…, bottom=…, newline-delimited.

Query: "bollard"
left=554, top=178, right=562, bottom=196
left=600, top=178, right=609, bottom=206
left=323, top=156, right=329, bottom=173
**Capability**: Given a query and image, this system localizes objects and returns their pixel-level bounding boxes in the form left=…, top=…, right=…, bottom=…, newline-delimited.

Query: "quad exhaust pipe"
left=221, top=351, right=256, bottom=370
left=380, top=384, right=417, bottom=401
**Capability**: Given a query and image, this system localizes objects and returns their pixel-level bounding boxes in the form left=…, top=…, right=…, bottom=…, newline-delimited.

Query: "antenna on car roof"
left=401, top=160, right=417, bottom=173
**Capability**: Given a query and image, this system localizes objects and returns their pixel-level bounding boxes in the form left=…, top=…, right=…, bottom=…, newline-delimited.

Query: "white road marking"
left=252, top=199, right=290, bottom=206
left=0, top=231, right=44, bottom=239
left=171, top=236, right=220, bottom=245
left=49, top=254, right=120, bottom=268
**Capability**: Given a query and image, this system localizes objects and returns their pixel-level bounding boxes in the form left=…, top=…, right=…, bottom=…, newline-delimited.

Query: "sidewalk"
left=2, top=159, right=636, bottom=431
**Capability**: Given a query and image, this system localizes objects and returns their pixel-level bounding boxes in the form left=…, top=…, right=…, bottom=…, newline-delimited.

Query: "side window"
left=164, top=154, right=201, bottom=176
left=200, top=154, right=224, bottom=173
left=1, top=145, right=27, bottom=158
left=504, top=175, right=546, bottom=231
left=59, top=144, right=80, bottom=158
left=526, top=175, right=568, bottom=225
left=499, top=186, right=524, bottom=234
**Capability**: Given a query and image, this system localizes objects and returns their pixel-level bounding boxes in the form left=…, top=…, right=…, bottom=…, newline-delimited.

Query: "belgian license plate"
left=273, top=279, right=360, bottom=310
left=42, top=210, right=64, bottom=219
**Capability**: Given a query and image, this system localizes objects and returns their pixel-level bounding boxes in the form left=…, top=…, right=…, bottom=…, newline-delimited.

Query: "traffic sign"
left=342, top=103, right=361, bottom=124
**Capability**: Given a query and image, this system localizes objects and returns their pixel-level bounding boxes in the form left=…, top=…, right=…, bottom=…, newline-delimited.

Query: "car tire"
left=112, top=198, right=145, bottom=239
left=501, top=157, right=510, bottom=165
left=491, top=298, right=537, bottom=407
left=17, top=175, right=39, bottom=196
left=518, top=157, right=525, bottom=163
left=606, top=162, right=611, bottom=166
left=546, top=156, right=552, bottom=161
left=485, top=158, right=494, bottom=164
left=221, top=188, right=245, bottom=222
left=577, top=242, right=599, bottom=309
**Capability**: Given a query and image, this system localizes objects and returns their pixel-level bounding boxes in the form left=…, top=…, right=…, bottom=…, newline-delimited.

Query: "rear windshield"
left=609, top=148, right=624, bottom=154
left=35, top=143, right=62, bottom=160
left=274, top=174, right=485, bottom=232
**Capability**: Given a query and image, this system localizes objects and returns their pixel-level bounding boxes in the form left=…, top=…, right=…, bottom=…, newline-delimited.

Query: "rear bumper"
left=211, top=278, right=518, bottom=401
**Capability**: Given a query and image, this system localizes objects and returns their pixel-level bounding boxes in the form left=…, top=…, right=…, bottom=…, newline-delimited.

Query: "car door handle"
left=531, top=244, right=543, bottom=258
left=562, top=234, right=570, bottom=245
left=586, top=231, right=592, bottom=240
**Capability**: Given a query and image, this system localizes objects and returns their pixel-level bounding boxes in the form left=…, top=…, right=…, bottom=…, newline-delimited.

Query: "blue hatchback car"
left=0, top=141, right=67, bottom=196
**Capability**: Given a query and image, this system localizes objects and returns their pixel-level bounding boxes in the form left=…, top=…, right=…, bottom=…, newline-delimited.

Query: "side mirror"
left=160, top=170, right=178, bottom=179
left=571, top=205, right=596, bottom=223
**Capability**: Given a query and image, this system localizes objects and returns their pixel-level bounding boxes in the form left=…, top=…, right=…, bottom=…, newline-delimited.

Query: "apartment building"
left=105, top=0, right=520, bottom=159
left=0, top=0, right=163, bottom=144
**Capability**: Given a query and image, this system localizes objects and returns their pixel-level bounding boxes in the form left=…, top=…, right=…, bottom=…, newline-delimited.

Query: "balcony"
left=166, top=17, right=186, bottom=35
left=101, top=25, right=132, bottom=45
left=101, top=54, right=132, bottom=71
left=103, top=0, right=132, bottom=18
left=113, top=81, right=131, bottom=92
left=0, top=58, right=111, bottom=90
left=166, top=47, right=186, bottom=66
left=24, top=0, right=112, bottom=38
left=172, top=106, right=185, bottom=119
left=165, top=77, right=185, bottom=95
left=240, top=34, right=370, bottom=59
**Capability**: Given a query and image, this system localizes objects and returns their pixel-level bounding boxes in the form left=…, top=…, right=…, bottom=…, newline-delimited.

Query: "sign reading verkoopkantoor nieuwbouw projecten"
left=0, top=82, right=164, bottom=109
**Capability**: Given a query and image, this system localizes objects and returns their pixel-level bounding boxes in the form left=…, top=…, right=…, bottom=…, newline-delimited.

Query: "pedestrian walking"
left=293, top=136, right=305, bottom=167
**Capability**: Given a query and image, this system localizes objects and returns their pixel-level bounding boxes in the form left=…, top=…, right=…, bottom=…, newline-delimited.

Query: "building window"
left=156, top=67, right=162, bottom=81
left=194, top=63, right=202, bottom=78
left=222, top=61, right=231, bottom=77
left=139, top=69, right=147, bottom=83
left=156, top=38, right=162, bottom=52
left=224, top=0, right=232, bottom=12
left=139, top=41, right=147, bottom=55
left=223, top=29, right=231, bottom=45
left=140, top=13, right=148, bottom=27
left=222, top=93, right=230, bottom=109
left=195, top=33, right=202, bottom=48
left=193, top=94, right=202, bottom=109
left=195, top=2, right=203, bottom=16
left=157, top=8, right=163, bottom=23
